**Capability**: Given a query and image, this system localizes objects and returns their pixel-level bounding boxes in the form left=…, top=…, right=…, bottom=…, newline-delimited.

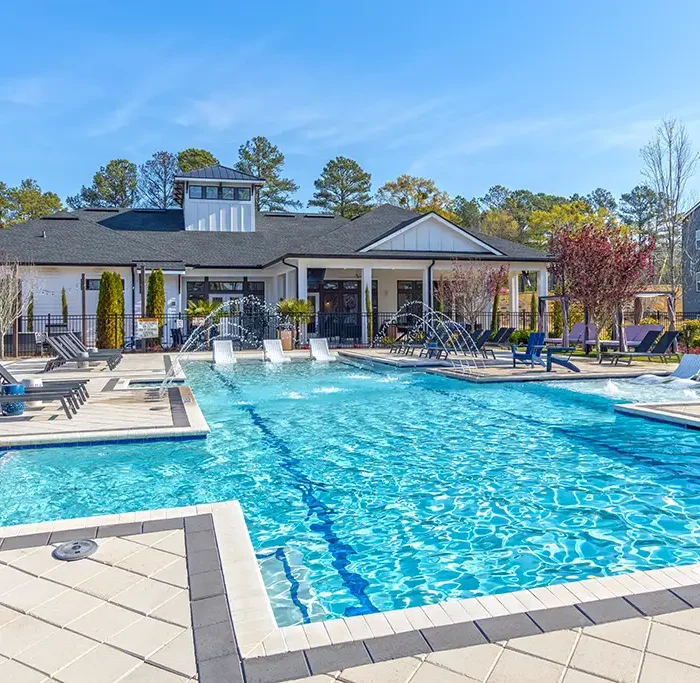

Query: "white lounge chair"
left=212, top=340, right=236, bottom=365
left=633, top=353, right=700, bottom=386
left=263, top=339, right=291, bottom=363
left=309, top=338, right=336, bottom=362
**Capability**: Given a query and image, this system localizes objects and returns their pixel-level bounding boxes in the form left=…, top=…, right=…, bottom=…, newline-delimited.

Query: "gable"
left=362, top=215, right=500, bottom=254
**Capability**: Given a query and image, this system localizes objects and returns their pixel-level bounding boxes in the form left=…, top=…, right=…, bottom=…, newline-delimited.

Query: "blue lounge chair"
left=511, top=332, right=546, bottom=368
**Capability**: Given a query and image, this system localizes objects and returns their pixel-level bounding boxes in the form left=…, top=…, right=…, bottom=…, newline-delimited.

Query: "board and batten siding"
left=184, top=199, right=255, bottom=232
left=368, top=217, right=490, bottom=253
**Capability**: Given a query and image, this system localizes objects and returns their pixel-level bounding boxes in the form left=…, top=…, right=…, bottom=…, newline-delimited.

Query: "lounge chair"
left=263, top=339, right=291, bottom=363
left=45, top=335, right=121, bottom=371
left=608, top=330, right=681, bottom=365
left=471, top=329, right=492, bottom=358
left=310, top=338, right=336, bottom=362
left=60, top=333, right=123, bottom=367
left=633, top=353, right=700, bottom=385
left=598, top=329, right=660, bottom=364
left=545, top=321, right=594, bottom=347
left=483, top=327, right=516, bottom=357
left=511, top=332, right=546, bottom=368
left=0, top=391, right=78, bottom=419
left=597, top=324, right=664, bottom=351
left=212, top=340, right=236, bottom=365
left=0, top=362, right=90, bottom=401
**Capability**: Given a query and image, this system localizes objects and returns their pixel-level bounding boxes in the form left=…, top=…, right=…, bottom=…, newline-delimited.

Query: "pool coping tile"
left=6, top=502, right=700, bottom=682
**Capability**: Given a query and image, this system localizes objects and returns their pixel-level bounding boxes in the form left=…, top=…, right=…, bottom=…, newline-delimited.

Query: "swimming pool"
left=1, top=360, right=700, bottom=626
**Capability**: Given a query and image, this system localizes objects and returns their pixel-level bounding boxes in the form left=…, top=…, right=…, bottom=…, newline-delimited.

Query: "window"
left=85, top=278, right=123, bottom=291
left=247, top=281, right=264, bottom=295
left=695, top=229, right=700, bottom=250
left=397, top=281, right=423, bottom=309
left=187, top=281, right=206, bottom=300
left=210, top=281, right=244, bottom=293
left=696, top=271, right=700, bottom=293
left=189, top=185, right=252, bottom=201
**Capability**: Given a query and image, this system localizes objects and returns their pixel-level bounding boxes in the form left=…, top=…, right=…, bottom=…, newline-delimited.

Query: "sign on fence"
left=135, top=318, right=159, bottom=340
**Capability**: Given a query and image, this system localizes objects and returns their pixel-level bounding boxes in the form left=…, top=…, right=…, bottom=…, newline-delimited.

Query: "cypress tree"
left=96, top=272, right=124, bottom=348
left=530, top=291, right=538, bottom=330
left=61, top=287, right=68, bottom=324
left=27, top=294, right=34, bottom=332
left=146, top=269, right=165, bottom=325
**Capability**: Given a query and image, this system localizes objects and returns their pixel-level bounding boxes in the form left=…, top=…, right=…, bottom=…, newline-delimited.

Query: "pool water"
left=2, top=360, right=700, bottom=626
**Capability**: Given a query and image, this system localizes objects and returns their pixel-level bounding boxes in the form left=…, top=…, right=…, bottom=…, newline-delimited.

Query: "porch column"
left=297, top=262, right=307, bottom=301
left=361, top=266, right=372, bottom=345
left=284, top=270, right=295, bottom=300
left=537, top=267, right=549, bottom=330
left=422, top=265, right=431, bottom=310
left=509, top=271, right=520, bottom=326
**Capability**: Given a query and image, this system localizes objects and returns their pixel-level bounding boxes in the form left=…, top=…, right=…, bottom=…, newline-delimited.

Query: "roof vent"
left=84, top=207, right=120, bottom=213
left=41, top=231, right=46, bottom=238
left=265, top=213, right=295, bottom=218
left=303, top=214, right=335, bottom=219
left=41, top=214, right=79, bottom=221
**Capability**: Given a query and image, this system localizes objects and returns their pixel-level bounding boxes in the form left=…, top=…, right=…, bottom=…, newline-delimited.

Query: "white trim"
left=175, top=176, right=265, bottom=185
left=359, top=213, right=503, bottom=256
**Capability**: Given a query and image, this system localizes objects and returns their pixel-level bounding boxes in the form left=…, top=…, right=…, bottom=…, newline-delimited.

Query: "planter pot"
left=280, top=329, right=293, bottom=351
left=1, top=383, right=25, bottom=416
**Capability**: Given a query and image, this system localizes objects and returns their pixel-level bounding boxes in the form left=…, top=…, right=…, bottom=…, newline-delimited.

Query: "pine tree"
left=236, top=136, right=300, bottom=211
left=308, top=156, right=372, bottom=218
left=61, top=287, right=68, bottom=324
left=177, top=148, right=219, bottom=173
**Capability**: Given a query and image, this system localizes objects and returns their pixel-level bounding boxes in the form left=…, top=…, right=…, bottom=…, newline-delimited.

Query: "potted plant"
left=277, top=298, right=313, bottom=349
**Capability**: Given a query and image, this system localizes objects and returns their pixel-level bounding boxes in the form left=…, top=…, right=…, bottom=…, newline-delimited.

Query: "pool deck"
left=338, top=348, right=674, bottom=383
left=0, top=354, right=209, bottom=448
left=2, top=501, right=700, bottom=683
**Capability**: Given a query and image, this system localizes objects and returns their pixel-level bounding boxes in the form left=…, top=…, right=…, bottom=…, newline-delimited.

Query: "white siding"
left=369, top=217, right=490, bottom=253
left=184, top=199, right=254, bottom=232
left=25, top=266, right=136, bottom=317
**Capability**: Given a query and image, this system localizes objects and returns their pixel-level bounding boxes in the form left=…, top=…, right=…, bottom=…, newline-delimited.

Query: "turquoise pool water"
left=2, top=360, right=700, bottom=626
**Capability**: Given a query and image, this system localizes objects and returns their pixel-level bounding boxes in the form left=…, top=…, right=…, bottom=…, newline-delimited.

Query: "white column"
left=537, top=268, right=549, bottom=298
left=284, top=270, right=294, bottom=300
left=422, top=265, right=431, bottom=310
left=509, top=271, right=520, bottom=323
left=297, top=261, right=307, bottom=302
left=361, top=266, right=372, bottom=345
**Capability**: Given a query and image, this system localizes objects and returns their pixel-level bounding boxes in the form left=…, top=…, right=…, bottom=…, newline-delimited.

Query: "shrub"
left=680, top=320, right=700, bottom=349
left=530, top=292, right=537, bottom=330
left=550, top=299, right=563, bottom=337
left=508, top=330, right=531, bottom=345
left=96, top=272, right=124, bottom=348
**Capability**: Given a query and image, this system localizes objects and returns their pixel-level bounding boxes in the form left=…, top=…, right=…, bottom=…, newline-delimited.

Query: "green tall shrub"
left=61, top=287, right=68, bottom=324
left=530, top=291, right=537, bottom=330
left=551, top=300, right=563, bottom=336
left=96, top=272, right=124, bottom=348
left=146, top=269, right=165, bottom=326
left=27, top=294, right=34, bottom=332
left=365, top=285, right=373, bottom=341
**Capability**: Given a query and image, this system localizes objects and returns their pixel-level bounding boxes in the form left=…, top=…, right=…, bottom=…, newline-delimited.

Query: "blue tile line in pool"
left=209, top=366, right=378, bottom=618
left=258, top=546, right=312, bottom=623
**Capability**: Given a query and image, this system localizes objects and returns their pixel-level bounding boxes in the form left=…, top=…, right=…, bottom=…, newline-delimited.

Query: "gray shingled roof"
left=175, top=164, right=263, bottom=182
left=0, top=204, right=550, bottom=268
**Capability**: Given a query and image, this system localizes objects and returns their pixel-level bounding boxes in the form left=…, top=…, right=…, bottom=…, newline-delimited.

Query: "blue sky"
left=2, top=1, right=700, bottom=206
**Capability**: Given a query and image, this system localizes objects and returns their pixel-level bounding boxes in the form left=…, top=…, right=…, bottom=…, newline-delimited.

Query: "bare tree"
left=0, top=255, right=39, bottom=358
left=641, top=118, right=698, bottom=301
left=443, top=260, right=508, bottom=329
left=138, top=151, right=179, bottom=209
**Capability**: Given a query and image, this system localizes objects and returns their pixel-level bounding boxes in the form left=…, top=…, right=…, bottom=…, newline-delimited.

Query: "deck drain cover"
left=53, top=539, right=98, bottom=562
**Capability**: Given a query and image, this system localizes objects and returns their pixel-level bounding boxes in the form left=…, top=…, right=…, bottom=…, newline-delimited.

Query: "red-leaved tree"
left=549, top=223, right=656, bottom=353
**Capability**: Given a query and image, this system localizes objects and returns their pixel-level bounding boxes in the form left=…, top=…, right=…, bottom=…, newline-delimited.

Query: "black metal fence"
left=1, top=309, right=690, bottom=357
